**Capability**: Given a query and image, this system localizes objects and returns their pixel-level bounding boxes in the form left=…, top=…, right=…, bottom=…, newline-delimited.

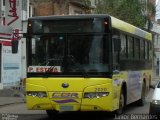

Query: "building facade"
left=30, top=0, right=91, bottom=16
left=150, top=0, right=160, bottom=77
left=0, top=0, right=24, bottom=89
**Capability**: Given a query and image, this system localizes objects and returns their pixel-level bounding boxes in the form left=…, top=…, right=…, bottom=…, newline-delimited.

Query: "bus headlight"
left=84, top=92, right=109, bottom=99
left=27, top=91, right=47, bottom=98
left=151, top=100, right=160, bottom=105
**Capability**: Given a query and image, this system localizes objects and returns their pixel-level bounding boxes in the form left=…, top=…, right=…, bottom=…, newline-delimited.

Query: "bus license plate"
left=60, top=105, right=73, bottom=111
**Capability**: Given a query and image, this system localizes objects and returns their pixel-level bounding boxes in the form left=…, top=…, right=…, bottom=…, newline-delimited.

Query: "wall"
left=34, top=1, right=53, bottom=16
left=69, top=3, right=85, bottom=15
left=30, top=0, right=91, bottom=16
left=0, top=0, right=23, bottom=88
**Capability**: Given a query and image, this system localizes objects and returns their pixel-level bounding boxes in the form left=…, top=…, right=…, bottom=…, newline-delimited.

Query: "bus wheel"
left=137, top=82, right=146, bottom=106
left=116, top=90, right=125, bottom=115
left=46, top=110, right=58, bottom=118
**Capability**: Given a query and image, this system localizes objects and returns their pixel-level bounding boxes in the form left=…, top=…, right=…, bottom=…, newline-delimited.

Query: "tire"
left=46, top=110, right=58, bottom=119
left=136, top=82, right=146, bottom=106
left=116, top=90, right=125, bottom=115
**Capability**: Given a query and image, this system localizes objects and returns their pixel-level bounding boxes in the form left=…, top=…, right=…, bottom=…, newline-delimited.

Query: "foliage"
left=94, top=0, right=155, bottom=29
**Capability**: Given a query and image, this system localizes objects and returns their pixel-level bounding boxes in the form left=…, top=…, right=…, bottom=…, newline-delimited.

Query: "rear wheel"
left=46, top=110, right=58, bottom=119
left=136, top=82, right=146, bottom=106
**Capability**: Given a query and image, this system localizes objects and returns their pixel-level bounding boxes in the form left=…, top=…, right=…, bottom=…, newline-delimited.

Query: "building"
left=0, top=25, right=12, bottom=89
left=150, top=0, right=160, bottom=77
left=0, top=0, right=32, bottom=89
left=30, top=0, right=91, bottom=16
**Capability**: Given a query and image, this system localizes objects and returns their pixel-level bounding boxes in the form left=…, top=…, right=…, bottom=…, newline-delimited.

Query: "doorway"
left=0, top=44, right=2, bottom=89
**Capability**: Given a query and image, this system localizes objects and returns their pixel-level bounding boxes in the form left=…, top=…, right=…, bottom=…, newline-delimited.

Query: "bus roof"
left=29, top=14, right=152, bottom=41
left=29, top=14, right=109, bottom=20
left=111, top=16, right=152, bottom=41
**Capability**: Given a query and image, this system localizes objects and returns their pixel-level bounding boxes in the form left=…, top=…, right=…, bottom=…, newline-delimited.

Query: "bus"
left=12, top=14, right=152, bottom=117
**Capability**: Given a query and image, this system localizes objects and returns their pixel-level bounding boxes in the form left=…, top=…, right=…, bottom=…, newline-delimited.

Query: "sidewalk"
left=152, top=67, right=160, bottom=85
left=0, top=88, right=26, bottom=107
left=0, top=97, right=25, bottom=106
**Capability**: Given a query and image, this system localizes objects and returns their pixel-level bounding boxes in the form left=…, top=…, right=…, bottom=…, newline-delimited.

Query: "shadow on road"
left=17, top=112, right=115, bottom=120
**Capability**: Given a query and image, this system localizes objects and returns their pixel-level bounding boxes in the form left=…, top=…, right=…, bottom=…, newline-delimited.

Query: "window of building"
left=3, top=0, right=5, bottom=6
left=29, top=5, right=33, bottom=17
left=0, top=1, right=1, bottom=18
left=22, top=0, right=27, bottom=11
left=74, top=10, right=83, bottom=14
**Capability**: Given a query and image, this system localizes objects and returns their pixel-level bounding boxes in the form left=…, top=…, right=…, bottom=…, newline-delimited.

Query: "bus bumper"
left=26, top=91, right=114, bottom=112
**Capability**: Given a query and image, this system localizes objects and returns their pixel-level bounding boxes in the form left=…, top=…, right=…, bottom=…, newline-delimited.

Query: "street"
left=0, top=89, right=154, bottom=120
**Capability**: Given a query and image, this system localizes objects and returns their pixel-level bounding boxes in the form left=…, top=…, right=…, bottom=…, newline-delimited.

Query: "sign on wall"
left=2, top=46, right=21, bottom=87
left=2, top=0, right=22, bottom=87
left=5, top=0, right=22, bottom=29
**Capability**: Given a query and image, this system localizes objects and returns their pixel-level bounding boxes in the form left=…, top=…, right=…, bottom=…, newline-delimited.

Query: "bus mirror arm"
left=13, top=33, right=27, bottom=38
left=11, top=33, right=27, bottom=54
left=113, top=64, right=120, bottom=74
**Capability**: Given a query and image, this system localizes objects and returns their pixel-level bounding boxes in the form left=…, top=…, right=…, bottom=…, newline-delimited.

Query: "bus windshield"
left=31, top=18, right=105, bottom=34
left=28, top=18, right=111, bottom=76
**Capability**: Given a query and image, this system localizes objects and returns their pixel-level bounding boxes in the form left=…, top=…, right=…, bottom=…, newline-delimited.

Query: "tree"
left=94, top=0, right=155, bottom=30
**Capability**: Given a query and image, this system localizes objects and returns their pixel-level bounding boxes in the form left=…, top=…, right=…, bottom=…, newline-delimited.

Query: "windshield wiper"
left=66, top=56, right=100, bottom=77
left=44, top=66, right=55, bottom=77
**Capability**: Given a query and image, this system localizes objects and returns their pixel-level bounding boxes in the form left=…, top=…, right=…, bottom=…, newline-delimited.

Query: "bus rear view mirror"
left=12, top=40, right=19, bottom=53
left=113, top=38, right=121, bottom=52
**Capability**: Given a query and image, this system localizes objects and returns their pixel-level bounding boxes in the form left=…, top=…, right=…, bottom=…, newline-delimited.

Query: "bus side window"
left=149, top=42, right=152, bottom=60
left=145, top=41, right=148, bottom=60
left=140, top=39, right=145, bottom=60
left=128, top=36, right=134, bottom=59
left=120, top=34, right=127, bottom=59
left=134, top=38, right=140, bottom=60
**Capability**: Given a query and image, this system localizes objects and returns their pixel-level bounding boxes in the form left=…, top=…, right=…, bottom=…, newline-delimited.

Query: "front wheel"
left=116, top=90, right=125, bottom=115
